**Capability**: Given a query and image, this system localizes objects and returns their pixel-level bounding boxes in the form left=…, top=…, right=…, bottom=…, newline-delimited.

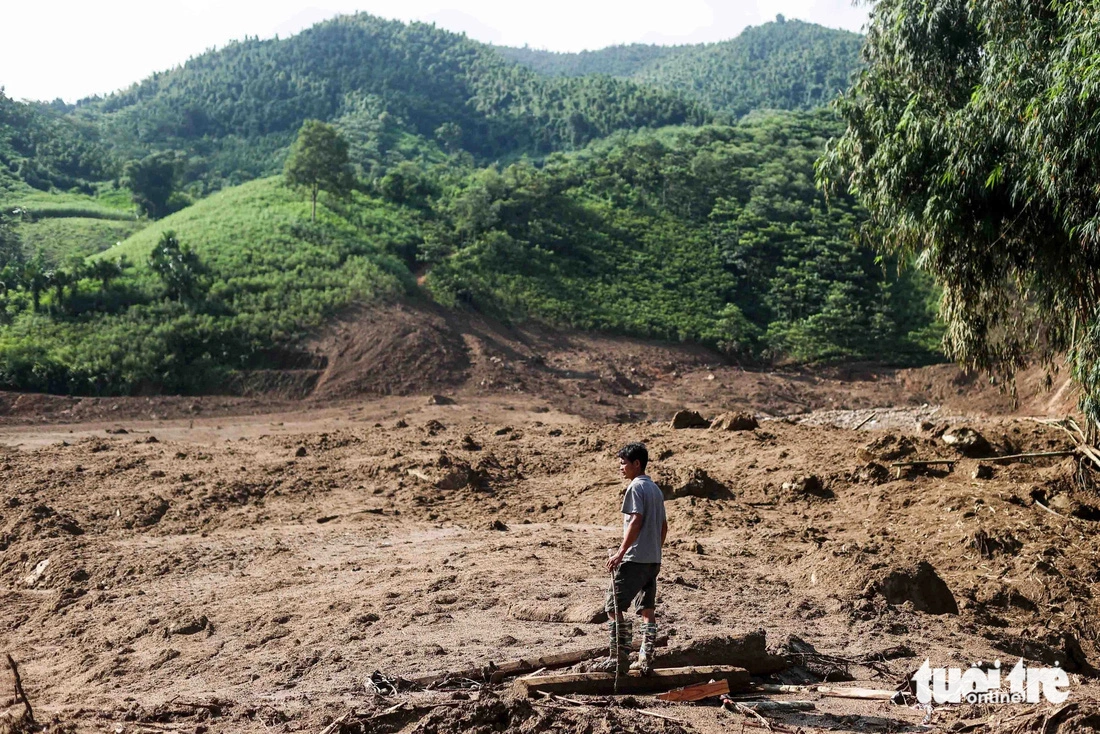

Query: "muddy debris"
left=781, top=474, right=833, bottom=500
left=669, top=410, right=709, bottom=429
left=856, top=434, right=917, bottom=462
left=942, top=426, right=993, bottom=457
left=710, top=411, right=758, bottom=431
left=655, top=466, right=731, bottom=500
left=868, top=561, right=959, bottom=615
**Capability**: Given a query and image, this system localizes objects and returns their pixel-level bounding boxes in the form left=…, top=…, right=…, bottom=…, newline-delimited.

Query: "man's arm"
left=661, top=519, right=668, bottom=546
left=607, top=513, right=644, bottom=571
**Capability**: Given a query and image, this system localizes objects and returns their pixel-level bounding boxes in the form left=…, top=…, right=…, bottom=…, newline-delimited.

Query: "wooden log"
left=656, top=679, right=729, bottom=702
left=412, top=637, right=669, bottom=686
left=514, top=665, right=750, bottom=698
left=730, top=700, right=816, bottom=712
left=890, top=460, right=957, bottom=467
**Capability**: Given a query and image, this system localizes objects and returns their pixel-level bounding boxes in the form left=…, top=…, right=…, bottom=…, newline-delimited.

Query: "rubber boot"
left=630, top=621, right=657, bottom=675
left=591, top=618, right=632, bottom=673
left=591, top=619, right=622, bottom=672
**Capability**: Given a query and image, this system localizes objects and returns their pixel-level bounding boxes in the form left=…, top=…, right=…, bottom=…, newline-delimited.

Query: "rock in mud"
left=170, top=615, right=209, bottom=635
left=782, top=474, right=833, bottom=499
left=670, top=410, right=710, bottom=429
left=973, top=462, right=994, bottom=479
left=870, top=561, right=958, bottom=615
left=710, top=412, right=758, bottom=431
left=942, top=426, right=993, bottom=457
left=427, top=394, right=455, bottom=406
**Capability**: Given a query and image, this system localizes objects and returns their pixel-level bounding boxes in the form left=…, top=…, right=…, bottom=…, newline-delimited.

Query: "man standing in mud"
left=596, top=442, right=667, bottom=675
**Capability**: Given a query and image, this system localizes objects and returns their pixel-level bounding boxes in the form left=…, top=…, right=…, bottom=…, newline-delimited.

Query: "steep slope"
left=500, top=19, right=864, bottom=117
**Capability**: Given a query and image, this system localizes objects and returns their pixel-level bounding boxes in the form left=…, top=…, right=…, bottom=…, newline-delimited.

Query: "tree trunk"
left=311, top=186, right=318, bottom=222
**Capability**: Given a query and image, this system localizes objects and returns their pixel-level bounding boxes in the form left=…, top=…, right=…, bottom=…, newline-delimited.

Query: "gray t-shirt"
left=621, top=475, right=666, bottom=564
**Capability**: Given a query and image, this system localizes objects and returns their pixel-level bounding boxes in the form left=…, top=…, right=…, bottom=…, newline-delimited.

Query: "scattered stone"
left=494, top=427, right=512, bottom=436
left=489, top=519, right=508, bottom=531
left=871, top=561, right=958, bottom=614
left=105, top=427, right=129, bottom=435
left=690, top=540, right=705, bottom=555
left=424, top=419, right=446, bottom=435
left=22, top=558, right=50, bottom=586
left=710, top=412, right=758, bottom=431
left=150, top=470, right=166, bottom=478
left=782, top=474, right=833, bottom=499
left=460, top=435, right=482, bottom=451
left=973, top=462, right=994, bottom=480
left=942, top=427, right=993, bottom=457
left=295, top=446, right=307, bottom=457
left=548, top=428, right=562, bottom=437
left=144, top=435, right=159, bottom=443
left=670, top=410, right=710, bottom=429
left=568, top=627, right=586, bottom=638
left=427, top=395, right=455, bottom=406
left=393, top=419, right=408, bottom=429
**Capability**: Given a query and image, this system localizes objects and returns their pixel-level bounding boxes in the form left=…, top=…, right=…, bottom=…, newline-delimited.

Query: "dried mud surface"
left=1, top=303, right=1098, bottom=733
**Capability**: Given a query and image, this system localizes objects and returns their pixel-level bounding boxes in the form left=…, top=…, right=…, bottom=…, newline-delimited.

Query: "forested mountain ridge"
left=72, top=14, right=707, bottom=188
left=498, top=19, right=864, bottom=117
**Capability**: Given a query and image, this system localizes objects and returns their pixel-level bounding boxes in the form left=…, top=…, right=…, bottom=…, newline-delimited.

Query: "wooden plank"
left=656, top=679, right=729, bottom=702
left=413, top=637, right=669, bottom=686
left=514, top=665, right=750, bottom=698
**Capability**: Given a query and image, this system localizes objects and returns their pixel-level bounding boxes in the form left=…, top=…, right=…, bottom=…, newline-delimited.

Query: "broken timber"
left=752, top=683, right=901, bottom=701
left=411, top=637, right=669, bottom=686
left=656, top=679, right=729, bottom=702
left=514, top=665, right=749, bottom=698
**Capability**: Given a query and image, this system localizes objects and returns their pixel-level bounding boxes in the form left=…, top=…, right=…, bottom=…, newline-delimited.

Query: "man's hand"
left=606, top=551, right=625, bottom=572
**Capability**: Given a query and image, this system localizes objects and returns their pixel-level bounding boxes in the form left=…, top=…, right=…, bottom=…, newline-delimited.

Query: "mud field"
left=1, top=305, right=1099, bottom=733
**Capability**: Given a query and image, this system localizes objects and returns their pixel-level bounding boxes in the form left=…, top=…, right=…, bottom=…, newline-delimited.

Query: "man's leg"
left=593, top=563, right=643, bottom=672
left=630, top=565, right=659, bottom=674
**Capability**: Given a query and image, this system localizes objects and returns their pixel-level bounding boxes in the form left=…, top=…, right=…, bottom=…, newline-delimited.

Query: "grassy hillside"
left=0, top=178, right=417, bottom=393
left=500, top=19, right=864, bottom=117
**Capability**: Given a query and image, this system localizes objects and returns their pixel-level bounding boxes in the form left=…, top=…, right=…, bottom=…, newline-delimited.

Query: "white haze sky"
left=1, top=0, right=869, bottom=104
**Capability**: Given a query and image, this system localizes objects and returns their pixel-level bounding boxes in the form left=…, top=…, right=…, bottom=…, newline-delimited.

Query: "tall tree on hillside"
left=818, top=0, right=1100, bottom=429
left=149, top=230, right=207, bottom=302
left=284, top=120, right=354, bottom=222
left=124, top=152, right=181, bottom=219
left=0, top=212, right=24, bottom=270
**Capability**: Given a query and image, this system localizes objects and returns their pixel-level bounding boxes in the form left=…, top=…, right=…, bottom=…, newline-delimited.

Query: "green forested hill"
left=78, top=14, right=707, bottom=188
left=0, top=14, right=941, bottom=396
left=0, top=112, right=938, bottom=394
left=499, top=19, right=863, bottom=117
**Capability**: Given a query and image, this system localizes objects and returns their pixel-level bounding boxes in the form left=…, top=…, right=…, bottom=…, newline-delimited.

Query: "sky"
left=1, top=0, right=869, bottom=104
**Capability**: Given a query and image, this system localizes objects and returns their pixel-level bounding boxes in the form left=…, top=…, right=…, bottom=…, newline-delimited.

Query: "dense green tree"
left=148, top=230, right=206, bottom=302
left=124, top=152, right=180, bottom=218
left=285, top=120, right=354, bottom=221
left=818, top=0, right=1100, bottom=427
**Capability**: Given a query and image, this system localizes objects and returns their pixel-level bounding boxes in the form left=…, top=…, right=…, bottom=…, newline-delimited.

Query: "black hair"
left=617, top=442, right=648, bottom=472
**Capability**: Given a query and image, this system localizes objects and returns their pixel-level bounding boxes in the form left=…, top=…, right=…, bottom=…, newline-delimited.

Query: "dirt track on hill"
left=1, top=303, right=1098, bottom=734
